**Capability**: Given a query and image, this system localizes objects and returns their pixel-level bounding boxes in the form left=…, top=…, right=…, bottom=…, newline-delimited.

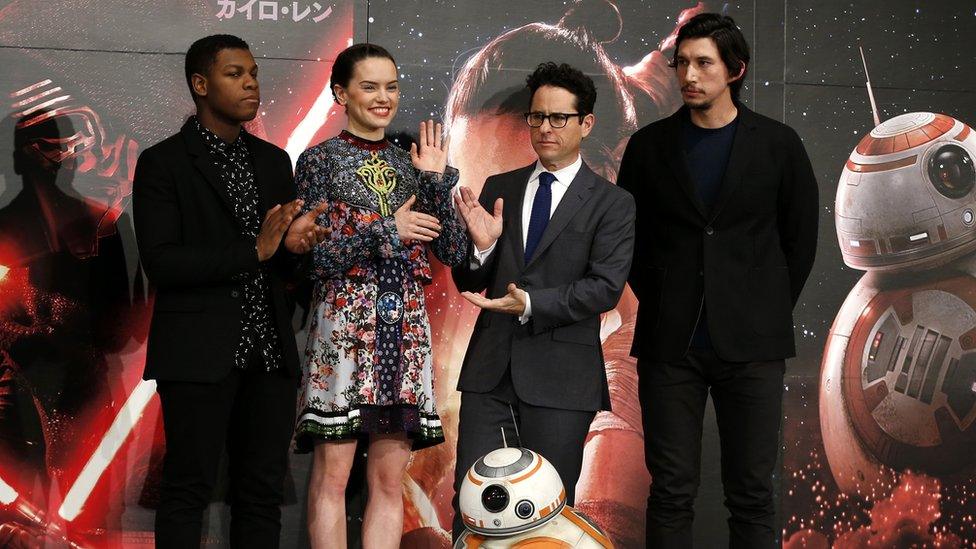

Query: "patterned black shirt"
left=193, top=117, right=282, bottom=372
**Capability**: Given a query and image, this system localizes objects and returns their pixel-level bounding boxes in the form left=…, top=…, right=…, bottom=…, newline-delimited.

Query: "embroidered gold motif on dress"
left=356, top=151, right=398, bottom=216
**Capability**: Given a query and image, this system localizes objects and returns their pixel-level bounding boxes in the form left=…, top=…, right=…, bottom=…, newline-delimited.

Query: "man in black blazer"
left=133, top=35, right=324, bottom=548
left=616, top=14, right=818, bottom=549
left=450, top=62, right=635, bottom=537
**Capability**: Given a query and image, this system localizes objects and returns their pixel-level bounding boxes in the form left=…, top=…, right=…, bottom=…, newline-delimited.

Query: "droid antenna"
left=859, top=45, right=881, bottom=127
left=500, top=427, right=507, bottom=448
left=508, top=404, right=522, bottom=447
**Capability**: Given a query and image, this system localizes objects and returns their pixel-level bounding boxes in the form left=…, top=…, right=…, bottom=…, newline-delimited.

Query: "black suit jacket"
left=133, top=120, right=301, bottom=382
left=617, top=104, right=819, bottom=363
left=452, top=161, right=635, bottom=411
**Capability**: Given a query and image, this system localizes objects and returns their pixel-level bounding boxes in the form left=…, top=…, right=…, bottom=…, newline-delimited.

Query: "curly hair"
left=526, top=61, right=597, bottom=116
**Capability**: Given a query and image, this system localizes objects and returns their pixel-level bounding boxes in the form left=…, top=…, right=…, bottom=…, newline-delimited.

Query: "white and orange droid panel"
left=455, top=447, right=613, bottom=547
left=837, top=112, right=976, bottom=271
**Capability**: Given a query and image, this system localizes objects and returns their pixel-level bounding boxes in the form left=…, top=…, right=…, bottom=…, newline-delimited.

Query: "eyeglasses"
left=524, top=112, right=583, bottom=129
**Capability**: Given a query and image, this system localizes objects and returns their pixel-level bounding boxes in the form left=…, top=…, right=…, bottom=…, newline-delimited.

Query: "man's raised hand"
left=454, top=186, right=503, bottom=251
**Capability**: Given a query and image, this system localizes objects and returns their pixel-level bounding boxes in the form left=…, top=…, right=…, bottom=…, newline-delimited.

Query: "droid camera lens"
left=965, top=209, right=975, bottom=226
left=515, top=499, right=535, bottom=519
left=927, top=144, right=975, bottom=199
left=481, top=485, right=509, bottom=513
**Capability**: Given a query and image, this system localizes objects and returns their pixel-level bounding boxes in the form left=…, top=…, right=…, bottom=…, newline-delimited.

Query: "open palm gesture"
left=454, top=186, right=503, bottom=251
left=410, top=119, right=448, bottom=174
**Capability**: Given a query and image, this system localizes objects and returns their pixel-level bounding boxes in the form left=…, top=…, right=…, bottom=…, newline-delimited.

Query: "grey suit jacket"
left=452, top=160, right=636, bottom=411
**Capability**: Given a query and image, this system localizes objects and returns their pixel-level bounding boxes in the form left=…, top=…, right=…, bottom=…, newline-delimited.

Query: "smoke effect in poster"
left=0, top=0, right=974, bottom=547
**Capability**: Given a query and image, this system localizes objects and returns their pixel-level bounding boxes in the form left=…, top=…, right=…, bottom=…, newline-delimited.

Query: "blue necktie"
left=524, top=171, right=555, bottom=262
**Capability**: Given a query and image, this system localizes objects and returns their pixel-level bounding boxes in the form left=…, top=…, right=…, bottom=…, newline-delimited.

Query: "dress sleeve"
left=415, top=166, right=469, bottom=267
left=296, top=149, right=404, bottom=280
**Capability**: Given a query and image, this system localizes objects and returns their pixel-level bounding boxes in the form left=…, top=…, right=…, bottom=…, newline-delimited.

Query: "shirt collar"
left=192, top=115, right=247, bottom=155
left=529, top=154, right=583, bottom=188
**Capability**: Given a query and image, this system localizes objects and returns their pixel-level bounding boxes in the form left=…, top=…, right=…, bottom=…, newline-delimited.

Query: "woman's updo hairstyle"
left=330, top=43, right=397, bottom=102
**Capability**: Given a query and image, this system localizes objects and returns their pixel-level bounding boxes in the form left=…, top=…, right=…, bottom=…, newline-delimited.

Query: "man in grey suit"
left=450, top=62, right=635, bottom=537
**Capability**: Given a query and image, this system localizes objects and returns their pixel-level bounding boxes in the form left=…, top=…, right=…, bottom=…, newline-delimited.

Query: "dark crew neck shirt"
left=682, top=111, right=738, bottom=349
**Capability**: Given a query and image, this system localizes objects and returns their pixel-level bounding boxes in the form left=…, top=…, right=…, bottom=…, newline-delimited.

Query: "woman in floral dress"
left=294, top=43, right=468, bottom=548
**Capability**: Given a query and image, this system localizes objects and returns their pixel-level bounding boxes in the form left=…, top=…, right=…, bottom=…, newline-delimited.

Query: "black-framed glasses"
left=524, top=112, right=583, bottom=129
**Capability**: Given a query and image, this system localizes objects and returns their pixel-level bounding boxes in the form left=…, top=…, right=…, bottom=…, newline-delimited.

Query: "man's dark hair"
left=526, top=62, right=597, bottom=116
left=330, top=43, right=397, bottom=102
left=672, top=13, right=750, bottom=99
left=184, top=34, right=250, bottom=100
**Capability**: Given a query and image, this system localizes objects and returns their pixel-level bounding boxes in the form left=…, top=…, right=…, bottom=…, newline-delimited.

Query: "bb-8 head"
left=836, top=112, right=976, bottom=271
left=458, top=447, right=566, bottom=536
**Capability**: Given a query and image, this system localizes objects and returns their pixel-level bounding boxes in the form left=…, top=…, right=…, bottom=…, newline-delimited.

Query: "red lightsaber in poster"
left=58, top=379, right=158, bottom=522
left=0, top=475, right=90, bottom=549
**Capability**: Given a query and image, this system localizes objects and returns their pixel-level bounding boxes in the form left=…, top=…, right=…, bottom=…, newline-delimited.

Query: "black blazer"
left=617, top=104, right=819, bottom=363
left=452, top=161, right=635, bottom=411
left=133, top=120, right=301, bottom=382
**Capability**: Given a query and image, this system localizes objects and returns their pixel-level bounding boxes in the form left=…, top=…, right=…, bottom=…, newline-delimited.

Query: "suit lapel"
left=524, top=161, right=597, bottom=269
left=506, top=163, right=535, bottom=271
left=662, top=108, right=708, bottom=219
left=709, top=104, right=758, bottom=220
left=181, top=121, right=240, bottom=226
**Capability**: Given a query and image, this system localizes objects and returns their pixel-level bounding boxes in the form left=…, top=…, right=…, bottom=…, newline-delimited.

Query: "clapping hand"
left=284, top=201, right=329, bottom=254
left=257, top=199, right=303, bottom=261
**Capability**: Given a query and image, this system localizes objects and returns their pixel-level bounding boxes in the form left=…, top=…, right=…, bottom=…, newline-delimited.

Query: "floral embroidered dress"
left=294, top=131, right=468, bottom=452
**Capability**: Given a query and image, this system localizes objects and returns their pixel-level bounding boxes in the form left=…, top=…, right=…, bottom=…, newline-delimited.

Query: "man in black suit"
left=616, top=13, right=819, bottom=549
left=450, top=62, right=635, bottom=537
left=132, top=35, right=324, bottom=548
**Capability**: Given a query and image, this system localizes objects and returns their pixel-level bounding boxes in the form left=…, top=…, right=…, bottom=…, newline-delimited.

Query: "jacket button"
left=231, top=290, right=240, bottom=298
left=704, top=226, right=714, bottom=236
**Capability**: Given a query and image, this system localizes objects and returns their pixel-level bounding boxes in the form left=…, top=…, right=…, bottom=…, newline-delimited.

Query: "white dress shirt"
left=471, top=155, right=583, bottom=322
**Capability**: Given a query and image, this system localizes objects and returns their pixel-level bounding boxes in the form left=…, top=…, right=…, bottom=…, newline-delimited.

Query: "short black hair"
left=672, top=13, right=750, bottom=99
left=525, top=62, right=597, bottom=116
left=184, top=34, right=250, bottom=100
left=330, top=43, right=397, bottom=102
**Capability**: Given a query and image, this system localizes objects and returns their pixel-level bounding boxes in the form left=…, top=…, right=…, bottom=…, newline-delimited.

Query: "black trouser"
left=639, top=348, right=784, bottom=549
left=452, top=368, right=595, bottom=540
left=154, top=361, right=297, bottom=549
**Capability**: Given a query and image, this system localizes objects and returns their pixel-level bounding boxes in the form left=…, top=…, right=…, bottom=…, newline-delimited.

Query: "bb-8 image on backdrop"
left=820, top=108, right=976, bottom=497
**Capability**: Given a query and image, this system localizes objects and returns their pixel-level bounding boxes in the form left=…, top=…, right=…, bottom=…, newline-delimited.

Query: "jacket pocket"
left=551, top=322, right=598, bottom=346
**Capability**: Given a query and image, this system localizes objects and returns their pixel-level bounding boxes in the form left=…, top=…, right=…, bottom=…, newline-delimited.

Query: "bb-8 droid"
left=454, top=447, right=613, bottom=548
left=821, top=111, right=976, bottom=496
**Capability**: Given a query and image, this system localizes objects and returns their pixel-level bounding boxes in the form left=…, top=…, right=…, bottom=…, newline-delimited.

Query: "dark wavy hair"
left=184, top=34, right=250, bottom=100
left=672, top=13, right=750, bottom=99
left=526, top=62, right=597, bottom=116
left=330, top=43, right=397, bottom=102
